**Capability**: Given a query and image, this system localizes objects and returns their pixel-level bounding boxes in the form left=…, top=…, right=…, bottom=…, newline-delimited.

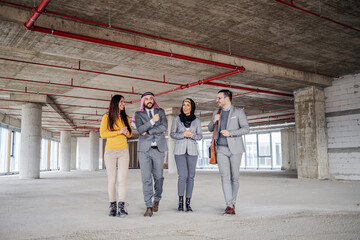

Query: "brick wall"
left=325, top=73, right=360, bottom=180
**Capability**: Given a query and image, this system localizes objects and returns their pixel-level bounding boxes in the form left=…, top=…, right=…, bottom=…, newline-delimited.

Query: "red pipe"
left=0, top=89, right=119, bottom=103
left=24, top=0, right=51, bottom=29
left=128, top=69, right=244, bottom=104
left=0, top=108, right=104, bottom=117
left=0, top=57, right=182, bottom=86
left=0, top=98, right=108, bottom=110
left=29, top=26, right=242, bottom=70
left=0, top=0, right=335, bottom=77
left=0, top=76, right=142, bottom=95
left=205, top=82, right=292, bottom=97
left=276, top=0, right=360, bottom=33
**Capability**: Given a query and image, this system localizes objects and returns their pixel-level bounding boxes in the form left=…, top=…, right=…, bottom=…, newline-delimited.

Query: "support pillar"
left=166, top=108, right=177, bottom=174
left=294, top=86, right=329, bottom=179
left=19, top=103, right=42, bottom=179
left=89, top=131, right=100, bottom=171
left=281, top=128, right=296, bottom=170
left=59, top=131, right=71, bottom=171
left=71, top=137, right=77, bottom=170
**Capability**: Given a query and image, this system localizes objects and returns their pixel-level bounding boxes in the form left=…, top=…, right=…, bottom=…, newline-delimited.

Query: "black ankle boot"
left=117, top=201, right=128, bottom=217
left=178, top=196, right=184, bottom=211
left=186, top=198, right=192, bottom=212
left=109, top=202, right=117, bottom=216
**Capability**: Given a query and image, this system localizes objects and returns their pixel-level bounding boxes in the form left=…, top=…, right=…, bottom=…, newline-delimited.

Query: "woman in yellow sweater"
left=100, top=95, right=132, bottom=217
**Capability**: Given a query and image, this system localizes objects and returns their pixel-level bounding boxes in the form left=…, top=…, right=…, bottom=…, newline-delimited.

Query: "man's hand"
left=120, top=127, right=128, bottom=135
left=220, top=130, right=230, bottom=137
left=141, top=132, right=147, bottom=136
left=214, top=114, right=220, bottom=122
left=184, top=130, right=195, bottom=138
left=152, top=113, right=160, bottom=123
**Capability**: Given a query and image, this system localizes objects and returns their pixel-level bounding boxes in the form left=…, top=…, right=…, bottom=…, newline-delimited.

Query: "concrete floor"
left=0, top=169, right=359, bottom=240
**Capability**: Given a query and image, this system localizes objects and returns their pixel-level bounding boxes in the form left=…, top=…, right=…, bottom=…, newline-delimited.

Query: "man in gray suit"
left=208, top=89, right=249, bottom=215
left=134, top=92, right=168, bottom=217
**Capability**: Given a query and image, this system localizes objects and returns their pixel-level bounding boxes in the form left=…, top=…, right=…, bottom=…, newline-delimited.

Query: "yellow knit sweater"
left=100, top=113, right=132, bottom=150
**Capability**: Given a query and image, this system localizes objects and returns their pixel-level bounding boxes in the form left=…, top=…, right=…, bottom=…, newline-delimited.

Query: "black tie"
left=148, top=111, right=155, bottom=143
left=149, top=110, right=153, bottom=119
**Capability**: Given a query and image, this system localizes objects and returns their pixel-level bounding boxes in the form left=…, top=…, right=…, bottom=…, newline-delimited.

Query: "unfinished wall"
left=325, top=74, right=360, bottom=180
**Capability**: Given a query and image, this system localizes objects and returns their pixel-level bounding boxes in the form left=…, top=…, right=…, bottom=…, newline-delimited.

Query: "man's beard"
left=144, top=102, right=154, bottom=109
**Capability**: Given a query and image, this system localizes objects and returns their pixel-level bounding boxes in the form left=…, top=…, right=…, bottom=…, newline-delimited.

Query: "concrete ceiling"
left=0, top=0, right=359, bottom=137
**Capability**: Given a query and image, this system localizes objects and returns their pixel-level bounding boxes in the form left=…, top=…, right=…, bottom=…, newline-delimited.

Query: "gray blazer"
left=170, top=116, right=202, bottom=156
left=208, top=106, right=249, bottom=154
left=135, top=108, right=168, bottom=153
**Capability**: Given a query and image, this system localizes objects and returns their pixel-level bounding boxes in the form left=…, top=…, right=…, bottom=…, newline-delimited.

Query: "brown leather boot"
left=224, top=206, right=235, bottom=215
left=153, top=201, right=159, bottom=212
left=144, top=207, right=153, bottom=217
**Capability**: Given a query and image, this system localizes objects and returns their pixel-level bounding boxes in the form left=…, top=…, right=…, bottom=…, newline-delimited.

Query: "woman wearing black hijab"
left=170, top=98, right=203, bottom=212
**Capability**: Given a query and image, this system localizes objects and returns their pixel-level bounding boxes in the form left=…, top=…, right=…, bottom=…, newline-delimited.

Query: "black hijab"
left=179, top=98, right=196, bottom=128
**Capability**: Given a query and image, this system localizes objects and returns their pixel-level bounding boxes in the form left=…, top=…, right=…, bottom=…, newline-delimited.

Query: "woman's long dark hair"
left=108, top=95, right=132, bottom=134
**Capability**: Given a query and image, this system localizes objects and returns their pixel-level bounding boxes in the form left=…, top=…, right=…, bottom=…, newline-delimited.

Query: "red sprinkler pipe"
left=24, top=0, right=51, bottom=30
left=0, top=76, right=142, bottom=95
left=0, top=89, right=120, bottom=103
left=27, top=26, right=242, bottom=70
left=0, top=98, right=108, bottom=110
left=128, top=69, right=244, bottom=104
left=0, top=57, right=182, bottom=86
left=276, top=0, right=360, bottom=32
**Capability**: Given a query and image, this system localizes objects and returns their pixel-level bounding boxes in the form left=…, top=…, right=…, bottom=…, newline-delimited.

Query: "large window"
left=196, top=131, right=282, bottom=169
left=0, top=125, right=21, bottom=174
left=0, top=124, right=59, bottom=174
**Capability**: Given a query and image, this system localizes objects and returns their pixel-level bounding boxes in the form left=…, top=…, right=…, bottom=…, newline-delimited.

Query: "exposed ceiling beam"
left=0, top=5, right=333, bottom=87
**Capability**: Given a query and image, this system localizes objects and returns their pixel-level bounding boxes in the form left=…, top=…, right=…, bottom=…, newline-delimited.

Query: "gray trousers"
left=174, top=153, right=198, bottom=198
left=216, top=145, right=243, bottom=207
left=138, top=148, right=165, bottom=207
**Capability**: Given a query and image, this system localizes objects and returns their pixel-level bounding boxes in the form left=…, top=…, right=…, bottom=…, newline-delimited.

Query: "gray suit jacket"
left=135, top=108, right=168, bottom=152
left=170, top=116, right=202, bottom=156
left=208, top=106, right=249, bottom=154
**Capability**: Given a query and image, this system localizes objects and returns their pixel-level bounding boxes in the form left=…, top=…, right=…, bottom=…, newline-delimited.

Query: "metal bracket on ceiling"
left=169, top=49, right=173, bottom=57
left=51, top=24, right=53, bottom=35
left=108, top=6, right=111, bottom=27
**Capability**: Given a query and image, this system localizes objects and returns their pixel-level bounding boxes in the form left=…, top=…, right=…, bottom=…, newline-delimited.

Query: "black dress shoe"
left=109, top=202, right=117, bottom=216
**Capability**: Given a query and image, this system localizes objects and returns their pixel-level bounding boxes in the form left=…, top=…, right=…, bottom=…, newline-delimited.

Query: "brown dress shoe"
left=153, top=201, right=159, bottom=212
left=224, top=206, right=235, bottom=215
left=144, top=207, right=153, bottom=217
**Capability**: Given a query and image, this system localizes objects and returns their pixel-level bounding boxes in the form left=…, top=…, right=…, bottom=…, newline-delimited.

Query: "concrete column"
left=59, top=131, right=71, bottom=171
left=281, top=128, right=296, bottom=170
left=19, top=103, right=42, bottom=179
left=89, top=131, right=100, bottom=171
left=71, top=137, right=77, bottom=170
left=166, top=114, right=177, bottom=174
left=294, top=86, right=329, bottom=179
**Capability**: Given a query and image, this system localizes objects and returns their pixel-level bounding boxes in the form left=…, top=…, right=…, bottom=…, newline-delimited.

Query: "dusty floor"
left=0, top=169, right=359, bottom=240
